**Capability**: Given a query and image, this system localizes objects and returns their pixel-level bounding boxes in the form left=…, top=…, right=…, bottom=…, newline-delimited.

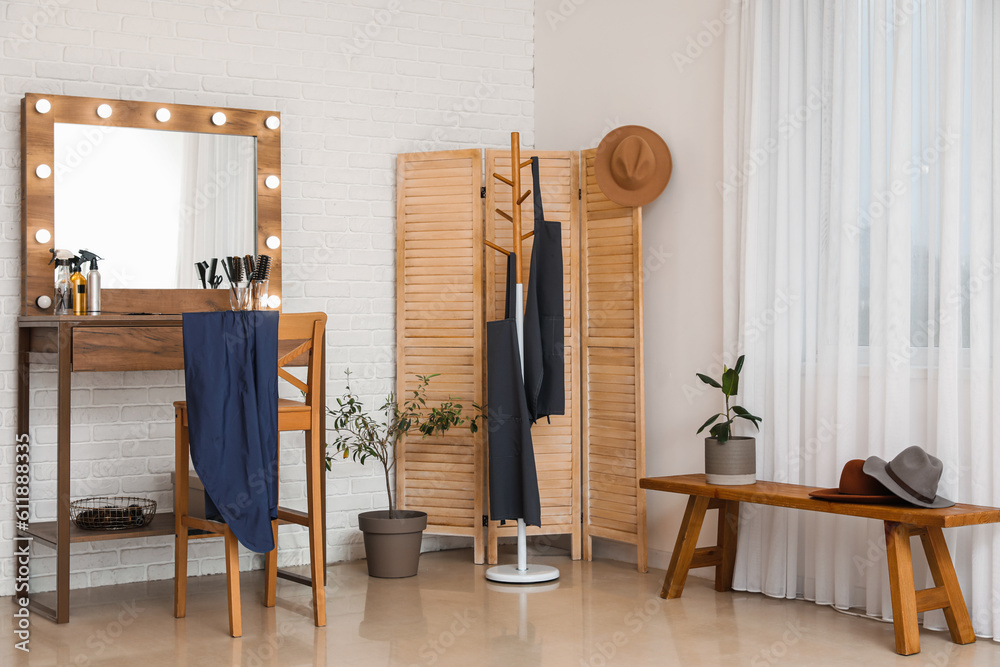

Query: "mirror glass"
left=54, top=124, right=257, bottom=289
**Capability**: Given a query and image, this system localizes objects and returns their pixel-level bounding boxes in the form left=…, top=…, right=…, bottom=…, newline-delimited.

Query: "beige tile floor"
left=2, top=548, right=998, bottom=666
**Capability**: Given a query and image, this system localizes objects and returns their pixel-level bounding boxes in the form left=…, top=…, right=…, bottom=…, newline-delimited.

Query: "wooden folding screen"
left=396, top=148, right=646, bottom=570
left=484, top=150, right=581, bottom=563
left=579, top=149, right=648, bottom=573
left=395, top=149, right=485, bottom=564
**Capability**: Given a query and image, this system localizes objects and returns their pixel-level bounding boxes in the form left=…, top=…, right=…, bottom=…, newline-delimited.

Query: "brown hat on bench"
left=809, top=459, right=902, bottom=503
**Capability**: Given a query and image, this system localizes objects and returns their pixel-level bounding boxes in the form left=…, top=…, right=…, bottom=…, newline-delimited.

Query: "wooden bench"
left=640, top=474, right=1000, bottom=656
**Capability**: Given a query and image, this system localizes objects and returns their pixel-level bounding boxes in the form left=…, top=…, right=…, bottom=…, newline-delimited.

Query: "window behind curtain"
left=857, top=1, right=973, bottom=350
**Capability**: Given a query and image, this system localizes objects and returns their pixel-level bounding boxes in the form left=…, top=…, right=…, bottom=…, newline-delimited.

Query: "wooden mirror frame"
left=20, top=93, right=281, bottom=316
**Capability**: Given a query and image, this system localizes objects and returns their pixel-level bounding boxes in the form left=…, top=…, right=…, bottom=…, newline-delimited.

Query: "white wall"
left=534, top=0, right=727, bottom=568
left=0, top=0, right=534, bottom=596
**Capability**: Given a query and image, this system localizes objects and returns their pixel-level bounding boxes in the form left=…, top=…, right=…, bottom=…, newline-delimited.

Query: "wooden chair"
left=173, top=312, right=328, bottom=637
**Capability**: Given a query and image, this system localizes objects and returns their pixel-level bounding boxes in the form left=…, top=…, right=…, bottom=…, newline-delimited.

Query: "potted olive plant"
left=696, top=355, right=762, bottom=485
left=326, top=371, right=479, bottom=577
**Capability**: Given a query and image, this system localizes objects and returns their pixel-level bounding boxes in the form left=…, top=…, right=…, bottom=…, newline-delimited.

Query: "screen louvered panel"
left=484, top=150, right=581, bottom=563
left=580, top=148, right=647, bottom=572
left=395, top=150, right=485, bottom=564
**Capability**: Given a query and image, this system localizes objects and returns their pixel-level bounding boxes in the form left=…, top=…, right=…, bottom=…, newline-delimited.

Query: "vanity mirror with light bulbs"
left=20, top=92, right=283, bottom=317
left=15, top=94, right=293, bottom=624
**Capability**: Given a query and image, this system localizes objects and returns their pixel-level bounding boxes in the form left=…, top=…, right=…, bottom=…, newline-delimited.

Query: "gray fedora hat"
left=863, top=446, right=955, bottom=509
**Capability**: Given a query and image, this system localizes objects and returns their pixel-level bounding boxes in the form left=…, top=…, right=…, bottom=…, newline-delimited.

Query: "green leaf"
left=696, top=413, right=723, bottom=434
left=709, top=422, right=730, bottom=443
left=734, top=355, right=745, bottom=374
left=737, top=414, right=761, bottom=431
left=696, top=373, right=722, bottom=389
left=731, top=405, right=752, bottom=417
left=721, top=368, right=739, bottom=396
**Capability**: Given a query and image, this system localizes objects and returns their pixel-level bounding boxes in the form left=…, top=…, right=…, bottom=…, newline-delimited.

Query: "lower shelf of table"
left=21, top=512, right=176, bottom=547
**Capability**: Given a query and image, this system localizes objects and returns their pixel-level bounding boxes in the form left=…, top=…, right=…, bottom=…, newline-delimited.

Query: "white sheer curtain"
left=722, top=0, right=1000, bottom=636
left=176, top=134, right=257, bottom=288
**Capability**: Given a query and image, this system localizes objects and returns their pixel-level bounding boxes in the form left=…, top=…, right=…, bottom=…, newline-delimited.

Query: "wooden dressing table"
left=16, top=315, right=327, bottom=623
left=17, top=315, right=186, bottom=622
left=16, top=93, right=324, bottom=623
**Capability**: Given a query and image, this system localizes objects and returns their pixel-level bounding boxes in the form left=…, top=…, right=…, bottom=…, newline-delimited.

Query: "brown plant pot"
left=705, top=436, right=756, bottom=485
left=358, top=509, right=428, bottom=578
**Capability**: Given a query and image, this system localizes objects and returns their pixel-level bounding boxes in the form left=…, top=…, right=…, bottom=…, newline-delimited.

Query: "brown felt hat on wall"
left=595, top=125, right=672, bottom=207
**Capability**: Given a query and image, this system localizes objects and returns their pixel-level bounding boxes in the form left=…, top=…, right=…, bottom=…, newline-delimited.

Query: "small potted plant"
left=696, top=355, right=762, bottom=485
left=326, top=371, right=479, bottom=577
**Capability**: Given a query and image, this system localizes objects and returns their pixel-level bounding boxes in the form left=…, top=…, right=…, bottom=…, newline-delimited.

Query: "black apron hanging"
left=182, top=310, right=280, bottom=553
left=486, top=252, right=542, bottom=527
left=523, top=156, right=566, bottom=422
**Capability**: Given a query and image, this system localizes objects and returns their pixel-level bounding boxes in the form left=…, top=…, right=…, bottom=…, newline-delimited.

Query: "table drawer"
left=72, top=327, right=184, bottom=372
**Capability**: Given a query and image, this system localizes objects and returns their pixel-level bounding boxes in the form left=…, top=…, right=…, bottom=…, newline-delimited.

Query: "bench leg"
left=885, top=521, right=920, bottom=655
left=919, top=527, right=976, bottom=646
left=715, top=500, right=739, bottom=592
left=661, top=495, right=710, bottom=599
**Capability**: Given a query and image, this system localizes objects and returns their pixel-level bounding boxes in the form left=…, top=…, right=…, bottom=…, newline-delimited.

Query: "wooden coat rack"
left=483, top=132, right=535, bottom=265
left=482, top=132, right=560, bottom=584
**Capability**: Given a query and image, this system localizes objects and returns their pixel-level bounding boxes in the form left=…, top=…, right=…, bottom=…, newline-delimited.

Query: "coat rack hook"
left=517, top=189, right=531, bottom=205
left=496, top=208, right=514, bottom=223
left=493, top=172, right=514, bottom=187
left=484, top=239, right=510, bottom=256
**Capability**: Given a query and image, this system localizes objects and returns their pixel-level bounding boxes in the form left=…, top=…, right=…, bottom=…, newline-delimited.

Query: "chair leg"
left=174, top=406, right=189, bottom=619
left=174, top=525, right=188, bottom=619
left=264, top=519, right=278, bottom=608
left=225, top=532, right=243, bottom=638
left=306, top=428, right=327, bottom=627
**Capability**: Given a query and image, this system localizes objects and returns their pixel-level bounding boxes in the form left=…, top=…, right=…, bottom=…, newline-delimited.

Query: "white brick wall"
left=0, top=0, right=534, bottom=596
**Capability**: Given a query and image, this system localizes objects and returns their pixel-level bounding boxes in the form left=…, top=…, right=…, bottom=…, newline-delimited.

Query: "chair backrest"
left=277, top=312, right=327, bottom=409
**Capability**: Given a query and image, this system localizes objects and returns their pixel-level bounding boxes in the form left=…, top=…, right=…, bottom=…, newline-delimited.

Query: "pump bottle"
left=48, top=249, right=74, bottom=315
left=79, top=250, right=103, bottom=315
left=70, top=255, right=87, bottom=316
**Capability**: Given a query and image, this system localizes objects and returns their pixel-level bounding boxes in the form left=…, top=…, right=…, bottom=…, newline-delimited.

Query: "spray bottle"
left=48, top=249, right=74, bottom=315
left=70, top=255, right=87, bottom=316
left=79, top=250, right=103, bottom=315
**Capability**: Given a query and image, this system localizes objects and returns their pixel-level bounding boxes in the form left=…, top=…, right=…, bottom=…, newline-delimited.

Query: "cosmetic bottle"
left=79, top=250, right=103, bottom=315
left=49, top=249, right=74, bottom=315
left=70, top=255, right=87, bottom=316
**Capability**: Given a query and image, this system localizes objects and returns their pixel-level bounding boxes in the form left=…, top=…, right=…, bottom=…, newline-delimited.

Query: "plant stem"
left=725, top=393, right=731, bottom=437
left=383, top=458, right=394, bottom=519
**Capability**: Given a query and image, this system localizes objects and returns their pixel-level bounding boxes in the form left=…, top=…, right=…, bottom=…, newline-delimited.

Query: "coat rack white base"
left=485, top=508, right=559, bottom=583
left=485, top=563, right=561, bottom=584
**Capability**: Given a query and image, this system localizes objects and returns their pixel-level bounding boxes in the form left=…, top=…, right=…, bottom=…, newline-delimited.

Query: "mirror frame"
left=20, top=93, right=281, bottom=316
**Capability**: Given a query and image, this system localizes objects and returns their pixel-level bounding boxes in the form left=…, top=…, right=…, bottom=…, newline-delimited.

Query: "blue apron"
left=182, top=311, right=279, bottom=553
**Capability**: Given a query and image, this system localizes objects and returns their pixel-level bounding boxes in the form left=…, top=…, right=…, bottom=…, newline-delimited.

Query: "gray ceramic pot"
left=705, top=436, right=756, bottom=485
left=358, top=509, right=428, bottom=578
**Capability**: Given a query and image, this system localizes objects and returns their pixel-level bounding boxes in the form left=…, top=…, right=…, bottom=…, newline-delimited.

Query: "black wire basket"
left=70, top=496, right=157, bottom=531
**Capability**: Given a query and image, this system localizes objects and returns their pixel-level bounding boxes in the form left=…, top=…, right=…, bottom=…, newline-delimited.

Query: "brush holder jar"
left=251, top=280, right=269, bottom=310
left=230, top=285, right=249, bottom=311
